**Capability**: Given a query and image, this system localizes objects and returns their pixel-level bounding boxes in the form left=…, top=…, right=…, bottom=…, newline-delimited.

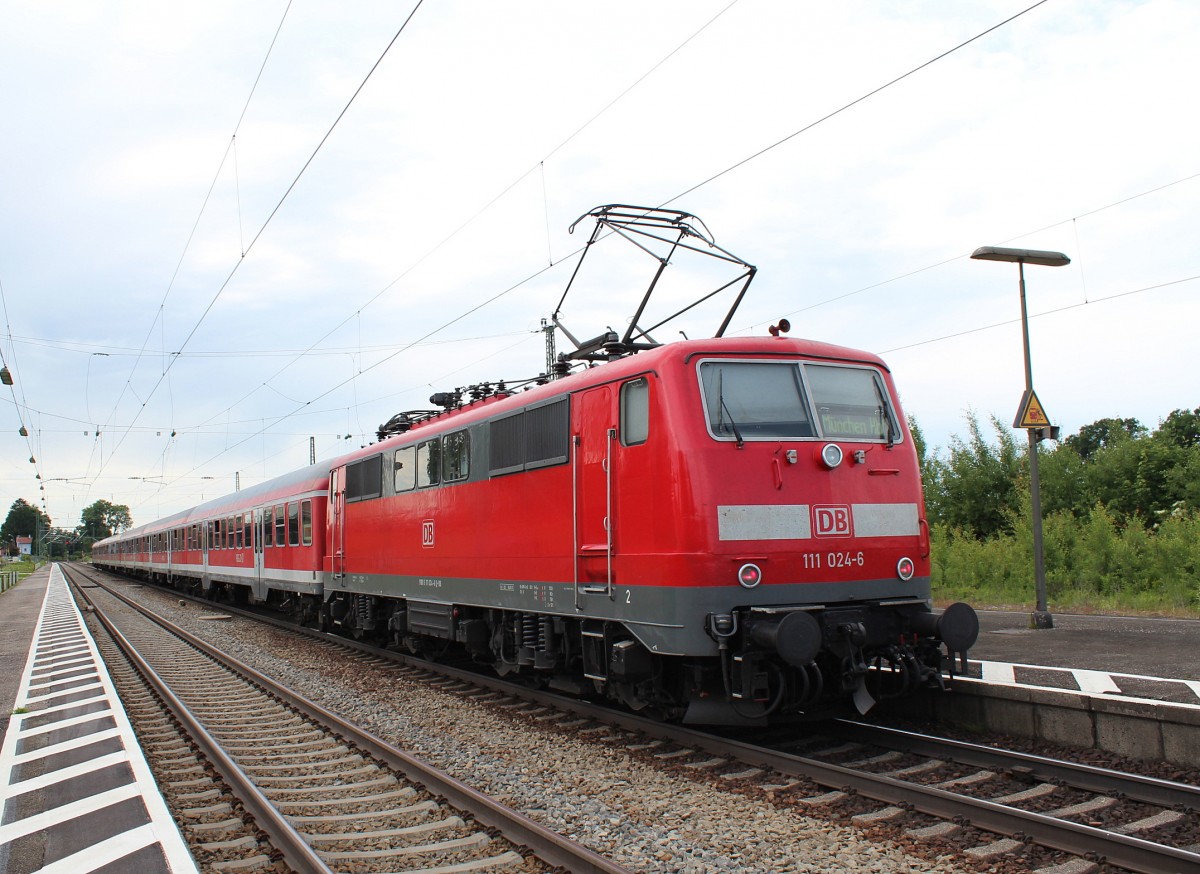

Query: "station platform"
left=0, top=564, right=196, bottom=874
left=965, top=609, right=1200, bottom=707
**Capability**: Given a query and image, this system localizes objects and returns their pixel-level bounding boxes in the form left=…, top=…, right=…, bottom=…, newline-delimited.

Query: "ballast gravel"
left=134, top=593, right=984, bottom=873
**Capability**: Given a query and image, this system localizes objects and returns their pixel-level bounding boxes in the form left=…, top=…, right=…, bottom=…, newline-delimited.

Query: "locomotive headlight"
left=820, top=443, right=843, bottom=469
left=737, top=563, right=762, bottom=588
left=896, top=556, right=915, bottom=581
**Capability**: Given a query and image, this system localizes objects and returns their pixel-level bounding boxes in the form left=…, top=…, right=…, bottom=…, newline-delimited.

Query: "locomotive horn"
left=750, top=610, right=822, bottom=666
left=768, top=319, right=791, bottom=337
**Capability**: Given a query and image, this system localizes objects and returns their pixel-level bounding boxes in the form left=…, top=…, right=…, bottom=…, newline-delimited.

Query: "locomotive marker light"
left=737, top=562, right=762, bottom=588
left=970, top=245, right=1070, bottom=630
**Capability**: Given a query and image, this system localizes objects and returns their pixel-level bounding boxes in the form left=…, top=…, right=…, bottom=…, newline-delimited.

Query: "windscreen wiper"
left=714, top=369, right=745, bottom=448
left=872, top=376, right=896, bottom=447
left=721, top=398, right=745, bottom=449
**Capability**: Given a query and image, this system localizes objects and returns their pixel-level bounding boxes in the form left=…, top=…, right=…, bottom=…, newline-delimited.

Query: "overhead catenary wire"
left=91, top=0, right=426, bottom=488
left=22, top=2, right=1193, bottom=524
left=174, top=0, right=745, bottom=446
left=1, top=275, right=47, bottom=510
left=764, top=169, right=1200, bottom=325
left=881, top=274, right=1199, bottom=355
left=91, top=1, right=297, bottom=477
left=99, top=0, right=1145, bottom=510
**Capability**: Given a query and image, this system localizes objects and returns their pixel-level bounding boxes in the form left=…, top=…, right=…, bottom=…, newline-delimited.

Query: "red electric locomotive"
left=94, top=205, right=978, bottom=723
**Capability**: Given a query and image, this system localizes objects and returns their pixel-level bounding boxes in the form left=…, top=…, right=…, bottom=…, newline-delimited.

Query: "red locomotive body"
left=95, top=334, right=977, bottom=723
left=95, top=204, right=977, bottom=722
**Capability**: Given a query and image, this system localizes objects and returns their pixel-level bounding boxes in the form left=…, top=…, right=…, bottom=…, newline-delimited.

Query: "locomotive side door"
left=574, top=385, right=617, bottom=600
left=330, top=466, right=348, bottom=587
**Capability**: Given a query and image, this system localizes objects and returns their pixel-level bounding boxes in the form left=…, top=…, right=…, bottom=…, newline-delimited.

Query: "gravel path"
left=129, top=588, right=986, bottom=873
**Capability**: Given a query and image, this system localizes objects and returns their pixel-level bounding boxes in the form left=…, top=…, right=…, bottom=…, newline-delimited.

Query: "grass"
left=930, top=513, right=1200, bottom=618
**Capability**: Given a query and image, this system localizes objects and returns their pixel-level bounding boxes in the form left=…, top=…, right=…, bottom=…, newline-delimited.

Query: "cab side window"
left=620, top=377, right=650, bottom=446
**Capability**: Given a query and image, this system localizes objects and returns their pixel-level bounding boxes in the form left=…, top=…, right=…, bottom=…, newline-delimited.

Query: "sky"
left=1, top=0, right=1197, bottom=533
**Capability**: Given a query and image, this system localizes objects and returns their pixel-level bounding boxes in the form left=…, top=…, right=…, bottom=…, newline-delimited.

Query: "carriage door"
left=253, top=508, right=265, bottom=588
left=330, top=466, right=348, bottom=587
left=574, top=385, right=617, bottom=601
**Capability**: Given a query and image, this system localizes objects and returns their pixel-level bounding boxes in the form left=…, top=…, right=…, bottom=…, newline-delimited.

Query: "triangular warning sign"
left=1014, top=389, right=1051, bottom=429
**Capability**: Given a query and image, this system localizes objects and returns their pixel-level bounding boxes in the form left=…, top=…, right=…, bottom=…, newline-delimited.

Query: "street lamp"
left=971, top=245, right=1070, bottom=630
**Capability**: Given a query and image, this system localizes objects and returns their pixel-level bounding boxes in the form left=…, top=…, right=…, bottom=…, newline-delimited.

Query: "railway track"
left=65, top=565, right=630, bottom=874
left=75, top=564, right=1200, bottom=873
left=400, top=667, right=1200, bottom=874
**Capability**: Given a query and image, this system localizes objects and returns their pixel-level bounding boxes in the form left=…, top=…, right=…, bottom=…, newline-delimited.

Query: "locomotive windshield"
left=699, top=361, right=814, bottom=439
left=698, top=360, right=899, bottom=442
left=806, top=364, right=899, bottom=442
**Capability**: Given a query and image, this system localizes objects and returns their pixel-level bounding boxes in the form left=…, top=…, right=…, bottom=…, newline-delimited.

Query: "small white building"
left=16, top=535, right=32, bottom=556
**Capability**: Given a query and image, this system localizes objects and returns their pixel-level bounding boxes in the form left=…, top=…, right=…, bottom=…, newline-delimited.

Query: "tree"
left=923, top=411, right=1023, bottom=538
left=1061, top=416, right=1145, bottom=461
left=1155, top=407, right=1200, bottom=450
left=77, top=500, right=133, bottom=541
left=1, top=498, right=52, bottom=552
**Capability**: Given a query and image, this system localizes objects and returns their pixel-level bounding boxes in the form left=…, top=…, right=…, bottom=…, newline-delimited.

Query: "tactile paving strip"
left=0, top=565, right=196, bottom=874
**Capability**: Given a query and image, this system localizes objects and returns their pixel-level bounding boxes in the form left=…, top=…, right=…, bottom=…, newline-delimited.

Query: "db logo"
left=813, top=505, right=852, bottom=537
left=421, top=519, right=435, bottom=548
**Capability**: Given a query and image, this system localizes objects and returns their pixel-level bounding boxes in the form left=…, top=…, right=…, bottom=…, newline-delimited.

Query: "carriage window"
left=417, top=439, right=441, bottom=488
left=301, top=500, right=313, bottom=546
left=275, top=504, right=286, bottom=545
left=394, top=446, right=417, bottom=492
left=621, top=378, right=650, bottom=446
left=698, top=361, right=814, bottom=440
left=443, top=430, right=469, bottom=482
left=288, top=502, right=300, bottom=546
left=804, top=364, right=899, bottom=442
left=263, top=508, right=274, bottom=547
left=243, top=513, right=252, bottom=549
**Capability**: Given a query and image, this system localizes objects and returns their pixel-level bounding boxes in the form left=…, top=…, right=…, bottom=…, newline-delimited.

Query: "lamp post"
left=970, top=245, right=1070, bottom=630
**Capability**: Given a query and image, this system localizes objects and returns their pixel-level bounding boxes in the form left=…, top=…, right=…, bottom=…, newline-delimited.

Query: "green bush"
left=931, top=506, right=1200, bottom=616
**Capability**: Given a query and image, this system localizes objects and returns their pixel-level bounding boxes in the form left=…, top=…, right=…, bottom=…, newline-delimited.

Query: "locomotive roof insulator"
left=376, top=409, right=440, bottom=441
left=430, top=390, right=461, bottom=409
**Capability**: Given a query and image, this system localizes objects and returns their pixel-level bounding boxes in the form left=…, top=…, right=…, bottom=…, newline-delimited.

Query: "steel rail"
left=68, top=570, right=334, bottom=874
left=78, top=565, right=1200, bottom=874
left=831, top=719, right=1200, bottom=812
left=69, top=565, right=633, bottom=874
